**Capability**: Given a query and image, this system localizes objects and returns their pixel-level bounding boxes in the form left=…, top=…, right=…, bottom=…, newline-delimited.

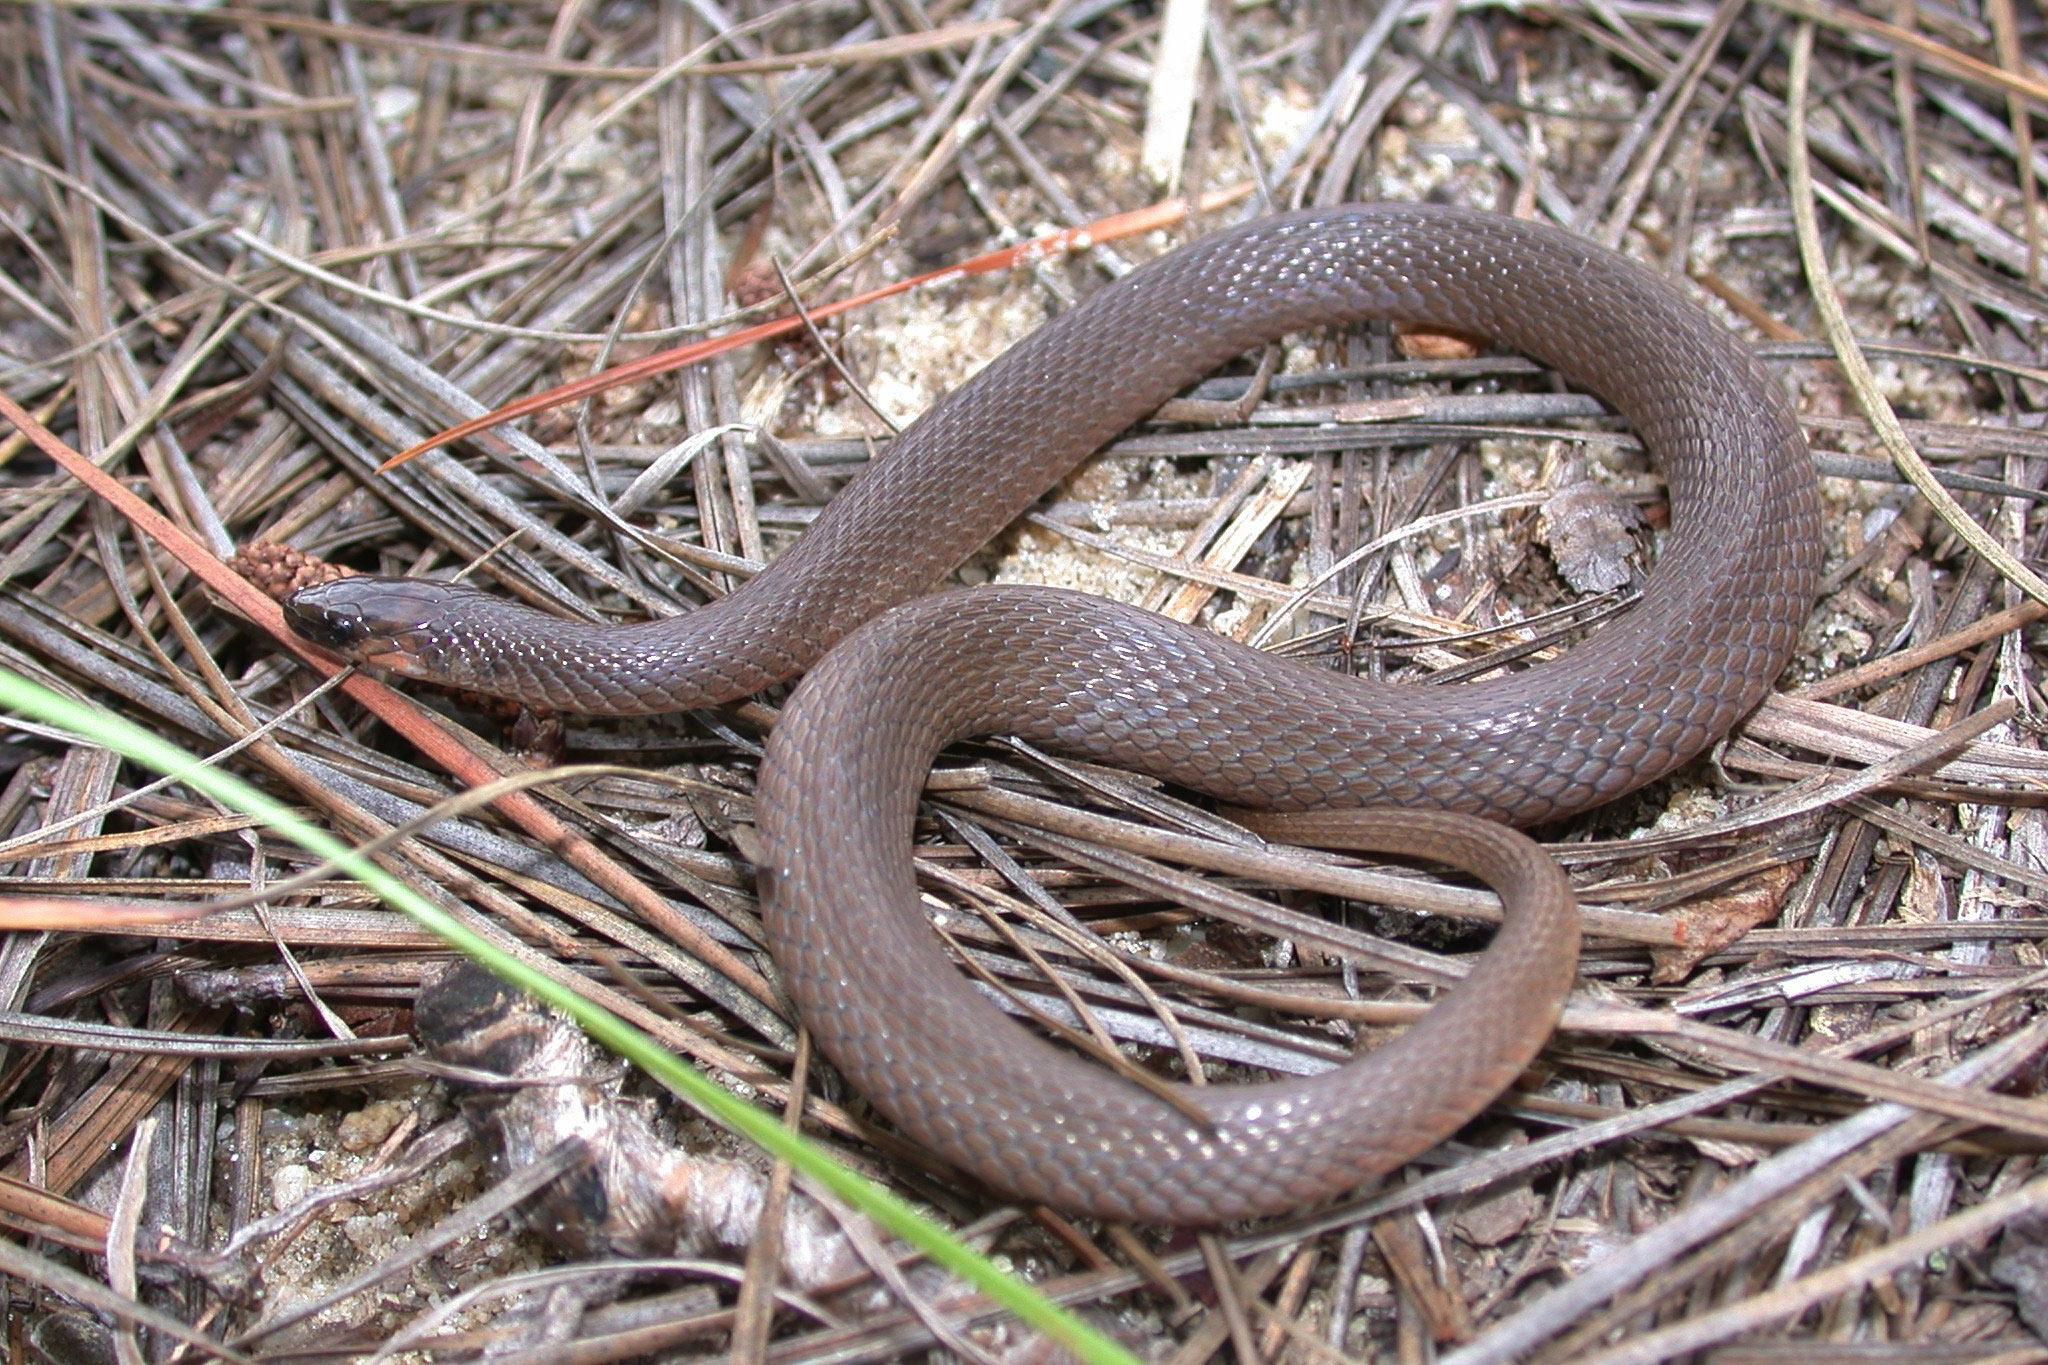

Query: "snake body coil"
left=288, top=206, right=1820, bottom=1223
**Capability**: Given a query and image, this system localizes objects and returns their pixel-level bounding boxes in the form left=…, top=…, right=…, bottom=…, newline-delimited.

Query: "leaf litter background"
left=0, top=0, right=2045, bottom=1360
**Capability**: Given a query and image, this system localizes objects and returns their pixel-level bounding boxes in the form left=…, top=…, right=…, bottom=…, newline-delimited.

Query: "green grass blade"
left=0, top=669, right=1142, bottom=1362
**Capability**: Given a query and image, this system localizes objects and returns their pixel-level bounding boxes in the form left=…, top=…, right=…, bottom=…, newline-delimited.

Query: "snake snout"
left=283, top=582, right=375, bottom=651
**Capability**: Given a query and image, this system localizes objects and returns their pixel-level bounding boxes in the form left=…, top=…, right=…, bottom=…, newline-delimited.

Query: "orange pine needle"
left=379, top=187, right=1253, bottom=470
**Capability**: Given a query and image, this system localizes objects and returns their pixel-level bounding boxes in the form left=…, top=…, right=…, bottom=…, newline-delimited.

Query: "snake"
left=285, top=204, right=1821, bottom=1224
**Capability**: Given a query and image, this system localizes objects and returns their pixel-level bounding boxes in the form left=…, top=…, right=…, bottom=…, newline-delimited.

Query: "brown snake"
left=287, top=204, right=1821, bottom=1223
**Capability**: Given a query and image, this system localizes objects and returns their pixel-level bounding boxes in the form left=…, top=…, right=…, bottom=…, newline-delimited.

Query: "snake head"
left=283, top=577, right=481, bottom=684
